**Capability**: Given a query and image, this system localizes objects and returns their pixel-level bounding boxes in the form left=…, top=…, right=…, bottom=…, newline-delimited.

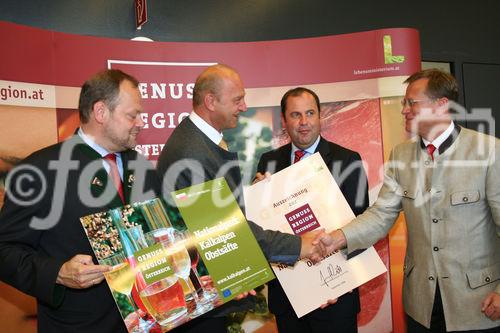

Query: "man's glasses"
left=400, top=98, right=434, bottom=107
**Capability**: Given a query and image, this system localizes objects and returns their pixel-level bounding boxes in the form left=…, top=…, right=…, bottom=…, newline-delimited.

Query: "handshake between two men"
left=298, top=228, right=346, bottom=264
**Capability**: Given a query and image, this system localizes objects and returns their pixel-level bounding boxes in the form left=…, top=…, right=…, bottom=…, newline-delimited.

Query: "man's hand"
left=234, top=289, right=257, bottom=301
left=56, top=254, right=110, bottom=289
left=300, top=229, right=330, bottom=263
left=320, top=298, right=338, bottom=309
left=481, top=291, right=500, bottom=321
left=319, top=289, right=354, bottom=309
left=314, top=229, right=347, bottom=254
left=252, top=172, right=271, bottom=185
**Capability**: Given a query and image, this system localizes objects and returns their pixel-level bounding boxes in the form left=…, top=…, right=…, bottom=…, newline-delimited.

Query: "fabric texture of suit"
left=0, top=135, right=160, bottom=333
left=257, top=136, right=369, bottom=332
left=156, top=117, right=301, bottom=322
left=342, top=126, right=500, bottom=331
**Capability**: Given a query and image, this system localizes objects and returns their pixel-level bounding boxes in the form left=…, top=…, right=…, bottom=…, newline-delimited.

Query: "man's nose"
left=299, top=114, right=308, bottom=124
left=136, top=114, right=145, bottom=128
left=240, top=100, right=248, bottom=112
left=401, top=104, right=410, bottom=115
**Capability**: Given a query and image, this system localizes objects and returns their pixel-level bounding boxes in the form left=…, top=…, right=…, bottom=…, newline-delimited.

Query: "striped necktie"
left=294, top=150, right=306, bottom=163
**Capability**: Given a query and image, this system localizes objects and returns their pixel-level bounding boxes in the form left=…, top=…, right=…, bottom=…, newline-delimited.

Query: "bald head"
left=192, top=64, right=241, bottom=108
left=191, top=64, right=247, bottom=132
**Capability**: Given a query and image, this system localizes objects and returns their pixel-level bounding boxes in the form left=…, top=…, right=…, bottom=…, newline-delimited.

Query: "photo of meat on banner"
left=80, top=179, right=273, bottom=333
left=244, top=152, right=387, bottom=318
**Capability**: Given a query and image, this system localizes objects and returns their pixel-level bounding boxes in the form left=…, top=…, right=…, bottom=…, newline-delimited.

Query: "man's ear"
left=435, top=97, right=450, bottom=115
left=204, top=93, right=217, bottom=112
left=92, top=101, right=108, bottom=124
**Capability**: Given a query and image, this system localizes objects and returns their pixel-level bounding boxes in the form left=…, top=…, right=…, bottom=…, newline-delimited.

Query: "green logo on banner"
left=134, top=243, right=174, bottom=285
left=383, top=35, right=405, bottom=64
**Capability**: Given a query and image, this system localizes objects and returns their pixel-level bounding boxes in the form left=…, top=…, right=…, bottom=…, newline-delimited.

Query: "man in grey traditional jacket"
left=322, top=69, right=499, bottom=332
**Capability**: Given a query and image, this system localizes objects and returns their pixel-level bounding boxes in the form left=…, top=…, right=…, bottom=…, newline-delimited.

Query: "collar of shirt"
left=290, top=136, right=321, bottom=164
left=78, top=128, right=123, bottom=180
left=189, top=111, right=224, bottom=146
left=422, top=121, right=455, bottom=156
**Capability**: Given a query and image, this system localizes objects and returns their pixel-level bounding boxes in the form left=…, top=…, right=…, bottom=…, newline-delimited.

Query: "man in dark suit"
left=255, top=87, right=369, bottom=333
left=157, top=64, right=329, bottom=332
left=0, top=69, right=160, bottom=332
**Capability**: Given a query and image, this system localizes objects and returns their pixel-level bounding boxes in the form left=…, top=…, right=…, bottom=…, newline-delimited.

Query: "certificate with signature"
left=244, top=153, right=387, bottom=317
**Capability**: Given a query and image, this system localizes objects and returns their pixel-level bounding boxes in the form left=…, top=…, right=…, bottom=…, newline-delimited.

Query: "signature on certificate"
left=319, top=263, right=343, bottom=288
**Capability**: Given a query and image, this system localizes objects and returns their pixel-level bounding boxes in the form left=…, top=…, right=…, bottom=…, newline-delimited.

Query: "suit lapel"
left=90, top=169, right=116, bottom=205
left=277, top=143, right=293, bottom=171
left=72, top=136, right=125, bottom=208
left=71, top=135, right=109, bottom=200
left=315, top=137, right=334, bottom=164
left=121, top=151, right=136, bottom=205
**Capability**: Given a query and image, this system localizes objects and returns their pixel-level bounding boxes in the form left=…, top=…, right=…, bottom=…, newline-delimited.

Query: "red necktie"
left=103, top=153, right=124, bottom=203
left=426, top=144, right=436, bottom=161
left=294, top=150, right=306, bottom=164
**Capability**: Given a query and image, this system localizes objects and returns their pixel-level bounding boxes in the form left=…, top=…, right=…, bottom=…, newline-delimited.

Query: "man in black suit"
left=157, top=64, right=330, bottom=332
left=255, top=87, right=369, bottom=333
left=0, top=69, right=160, bottom=332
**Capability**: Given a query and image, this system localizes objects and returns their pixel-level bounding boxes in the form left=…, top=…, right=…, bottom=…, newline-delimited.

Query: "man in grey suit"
left=321, top=69, right=499, bottom=332
left=156, top=64, right=328, bottom=332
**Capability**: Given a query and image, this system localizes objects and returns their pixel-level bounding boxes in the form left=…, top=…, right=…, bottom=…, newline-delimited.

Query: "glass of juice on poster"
left=145, top=228, right=211, bottom=318
left=102, top=252, right=152, bottom=333
left=139, top=275, right=187, bottom=327
left=184, top=230, right=219, bottom=305
left=139, top=228, right=188, bottom=327
left=171, top=230, right=213, bottom=317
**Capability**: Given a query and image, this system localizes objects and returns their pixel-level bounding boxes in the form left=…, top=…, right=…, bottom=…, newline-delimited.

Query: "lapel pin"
left=92, top=177, right=103, bottom=187
left=127, top=174, right=135, bottom=187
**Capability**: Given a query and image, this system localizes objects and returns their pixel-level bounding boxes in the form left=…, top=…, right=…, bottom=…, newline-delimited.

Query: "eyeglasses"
left=400, top=98, right=434, bottom=107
